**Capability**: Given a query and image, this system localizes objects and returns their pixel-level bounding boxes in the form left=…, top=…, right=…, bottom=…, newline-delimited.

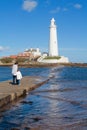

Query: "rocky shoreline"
left=0, top=62, right=87, bottom=68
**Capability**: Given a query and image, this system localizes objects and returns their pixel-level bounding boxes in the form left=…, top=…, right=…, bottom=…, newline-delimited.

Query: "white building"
left=49, top=18, right=58, bottom=56
left=38, top=18, right=69, bottom=63
left=25, top=48, right=41, bottom=57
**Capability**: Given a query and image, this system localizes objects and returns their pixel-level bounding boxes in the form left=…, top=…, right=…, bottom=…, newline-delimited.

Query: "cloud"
left=50, top=7, right=68, bottom=14
left=50, top=7, right=61, bottom=13
left=73, top=3, right=82, bottom=9
left=22, top=0, right=38, bottom=12
left=0, top=46, right=9, bottom=52
left=50, top=2, right=82, bottom=14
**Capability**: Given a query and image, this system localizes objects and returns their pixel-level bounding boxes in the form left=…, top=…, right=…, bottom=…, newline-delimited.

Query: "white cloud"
left=0, top=46, right=9, bottom=52
left=50, top=3, right=82, bottom=14
left=73, top=3, right=82, bottom=9
left=50, top=7, right=68, bottom=14
left=50, top=7, right=61, bottom=13
left=22, top=0, right=38, bottom=12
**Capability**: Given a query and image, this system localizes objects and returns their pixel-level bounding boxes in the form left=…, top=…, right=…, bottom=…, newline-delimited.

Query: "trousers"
left=13, top=75, right=17, bottom=84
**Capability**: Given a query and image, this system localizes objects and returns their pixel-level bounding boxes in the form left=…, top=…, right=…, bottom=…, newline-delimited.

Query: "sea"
left=0, top=66, right=87, bottom=130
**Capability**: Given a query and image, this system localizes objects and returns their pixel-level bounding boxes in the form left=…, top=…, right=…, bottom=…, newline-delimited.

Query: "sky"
left=0, top=0, right=87, bottom=63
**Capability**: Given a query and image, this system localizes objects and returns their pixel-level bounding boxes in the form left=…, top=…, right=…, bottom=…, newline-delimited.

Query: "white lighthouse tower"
left=37, top=18, right=69, bottom=63
left=49, top=18, right=58, bottom=56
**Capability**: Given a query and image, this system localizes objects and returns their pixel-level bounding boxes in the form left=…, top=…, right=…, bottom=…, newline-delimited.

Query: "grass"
left=44, top=56, right=61, bottom=60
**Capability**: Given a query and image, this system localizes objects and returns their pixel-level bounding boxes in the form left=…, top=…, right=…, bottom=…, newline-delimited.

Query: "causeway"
left=0, top=76, right=49, bottom=108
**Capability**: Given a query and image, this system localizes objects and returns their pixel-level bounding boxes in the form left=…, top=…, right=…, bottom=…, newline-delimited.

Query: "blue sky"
left=0, top=0, right=87, bottom=63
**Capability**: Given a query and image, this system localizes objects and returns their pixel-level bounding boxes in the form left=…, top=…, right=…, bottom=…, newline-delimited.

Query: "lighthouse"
left=37, top=18, right=69, bottom=63
left=49, top=18, right=58, bottom=56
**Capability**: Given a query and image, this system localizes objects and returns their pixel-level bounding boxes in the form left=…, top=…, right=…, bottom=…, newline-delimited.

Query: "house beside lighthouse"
left=38, top=18, right=69, bottom=63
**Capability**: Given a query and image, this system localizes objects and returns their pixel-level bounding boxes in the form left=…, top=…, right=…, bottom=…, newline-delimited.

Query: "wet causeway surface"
left=0, top=66, right=87, bottom=130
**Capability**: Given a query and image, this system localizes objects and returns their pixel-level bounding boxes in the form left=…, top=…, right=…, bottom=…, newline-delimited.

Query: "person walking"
left=16, top=69, right=22, bottom=85
left=12, top=62, right=18, bottom=84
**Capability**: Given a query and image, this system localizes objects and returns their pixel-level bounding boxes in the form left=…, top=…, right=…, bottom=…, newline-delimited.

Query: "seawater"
left=0, top=66, right=87, bottom=130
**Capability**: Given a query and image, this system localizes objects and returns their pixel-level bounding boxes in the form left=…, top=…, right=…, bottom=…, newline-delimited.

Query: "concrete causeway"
left=0, top=76, right=49, bottom=108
